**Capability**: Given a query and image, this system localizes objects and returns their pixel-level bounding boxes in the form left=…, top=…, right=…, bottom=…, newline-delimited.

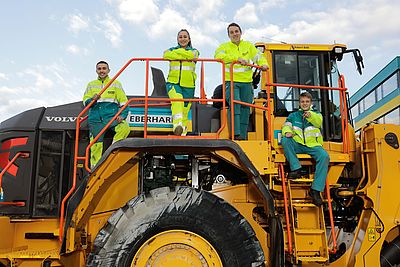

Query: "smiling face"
left=300, top=96, right=312, bottom=111
left=177, top=30, right=190, bottom=48
left=228, top=25, right=242, bottom=45
left=96, top=63, right=110, bottom=80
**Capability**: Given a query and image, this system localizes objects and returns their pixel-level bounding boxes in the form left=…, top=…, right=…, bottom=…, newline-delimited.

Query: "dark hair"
left=300, top=91, right=313, bottom=100
left=177, top=29, right=192, bottom=48
left=227, top=22, right=242, bottom=35
left=96, top=61, right=109, bottom=68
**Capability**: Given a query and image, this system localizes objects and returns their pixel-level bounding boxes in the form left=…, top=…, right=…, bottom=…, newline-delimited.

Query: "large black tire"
left=87, top=186, right=265, bottom=266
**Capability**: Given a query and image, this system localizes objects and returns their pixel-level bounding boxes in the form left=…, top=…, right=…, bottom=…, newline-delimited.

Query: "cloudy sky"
left=0, top=0, right=399, bottom=121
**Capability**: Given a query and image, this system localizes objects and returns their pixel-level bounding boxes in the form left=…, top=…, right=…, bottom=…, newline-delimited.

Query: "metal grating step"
left=298, top=256, right=329, bottom=262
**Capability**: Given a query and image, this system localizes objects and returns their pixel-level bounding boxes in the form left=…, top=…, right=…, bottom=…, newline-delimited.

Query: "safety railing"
left=325, top=180, right=337, bottom=253
left=59, top=58, right=350, bottom=241
left=264, top=73, right=350, bottom=153
left=59, top=57, right=227, bottom=240
left=0, top=152, right=29, bottom=207
left=228, top=62, right=271, bottom=140
left=279, top=163, right=293, bottom=254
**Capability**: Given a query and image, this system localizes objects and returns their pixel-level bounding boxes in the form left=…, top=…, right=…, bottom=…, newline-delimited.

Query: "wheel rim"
left=131, top=230, right=223, bottom=267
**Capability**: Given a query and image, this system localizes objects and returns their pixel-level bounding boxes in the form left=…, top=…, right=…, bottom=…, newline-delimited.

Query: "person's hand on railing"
left=260, top=65, right=268, bottom=71
left=93, top=94, right=100, bottom=101
left=116, top=115, right=124, bottom=123
left=237, top=58, right=248, bottom=65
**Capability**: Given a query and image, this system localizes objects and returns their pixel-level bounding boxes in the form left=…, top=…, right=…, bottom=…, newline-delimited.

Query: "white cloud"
left=0, top=73, right=8, bottom=81
left=66, top=44, right=89, bottom=55
left=234, top=3, right=259, bottom=25
left=259, top=0, right=286, bottom=11
left=192, top=0, right=224, bottom=22
left=24, top=69, right=54, bottom=89
left=0, top=86, right=15, bottom=94
left=246, top=0, right=400, bottom=48
left=0, top=62, right=83, bottom=121
left=67, top=13, right=90, bottom=34
left=118, top=0, right=159, bottom=24
left=243, top=24, right=281, bottom=43
left=98, top=13, right=123, bottom=47
left=149, top=8, right=188, bottom=39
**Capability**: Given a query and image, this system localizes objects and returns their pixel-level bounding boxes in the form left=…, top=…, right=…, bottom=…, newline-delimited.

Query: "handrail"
left=229, top=62, right=270, bottom=139
left=0, top=152, right=29, bottom=206
left=59, top=57, right=226, bottom=241
left=59, top=57, right=351, bottom=241
left=279, top=164, right=293, bottom=254
left=264, top=78, right=349, bottom=153
left=325, top=180, right=337, bottom=253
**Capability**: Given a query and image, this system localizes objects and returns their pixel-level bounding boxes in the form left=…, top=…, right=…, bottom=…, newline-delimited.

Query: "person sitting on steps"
left=281, top=92, right=330, bottom=206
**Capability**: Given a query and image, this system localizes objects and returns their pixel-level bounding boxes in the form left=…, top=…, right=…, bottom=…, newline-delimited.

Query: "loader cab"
left=257, top=43, right=361, bottom=142
left=0, top=102, right=89, bottom=218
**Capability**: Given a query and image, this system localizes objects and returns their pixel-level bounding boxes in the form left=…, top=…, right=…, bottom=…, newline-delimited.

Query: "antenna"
left=260, top=36, right=287, bottom=44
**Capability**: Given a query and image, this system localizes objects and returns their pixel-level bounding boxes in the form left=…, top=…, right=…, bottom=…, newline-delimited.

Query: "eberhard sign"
left=127, top=114, right=172, bottom=127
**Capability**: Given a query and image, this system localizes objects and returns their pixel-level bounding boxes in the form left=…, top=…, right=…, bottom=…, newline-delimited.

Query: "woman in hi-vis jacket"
left=163, top=29, right=199, bottom=136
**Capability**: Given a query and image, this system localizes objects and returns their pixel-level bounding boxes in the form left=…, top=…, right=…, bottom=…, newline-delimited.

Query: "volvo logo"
left=45, top=116, right=77, bottom=123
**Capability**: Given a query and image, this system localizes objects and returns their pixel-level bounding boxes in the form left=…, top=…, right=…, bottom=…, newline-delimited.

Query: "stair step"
left=288, top=178, right=314, bottom=183
left=292, top=203, right=316, bottom=207
left=295, top=229, right=325, bottom=234
left=297, top=256, right=329, bottom=262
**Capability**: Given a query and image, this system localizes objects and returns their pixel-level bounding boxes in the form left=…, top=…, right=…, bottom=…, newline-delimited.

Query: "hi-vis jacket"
left=282, top=108, right=323, bottom=147
left=214, top=40, right=268, bottom=82
left=83, top=76, right=128, bottom=127
left=163, top=45, right=199, bottom=88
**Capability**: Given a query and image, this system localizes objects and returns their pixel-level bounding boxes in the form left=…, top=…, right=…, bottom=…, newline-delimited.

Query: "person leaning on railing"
left=83, top=61, right=130, bottom=169
left=163, top=29, right=199, bottom=136
left=214, top=22, right=268, bottom=140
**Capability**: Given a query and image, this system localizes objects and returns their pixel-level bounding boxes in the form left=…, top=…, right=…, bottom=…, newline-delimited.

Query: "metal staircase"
left=279, top=163, right=331, bottom=264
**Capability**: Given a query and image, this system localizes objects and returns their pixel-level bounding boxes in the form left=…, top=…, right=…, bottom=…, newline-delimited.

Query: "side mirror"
left=344, top=49, right=364, bottom=75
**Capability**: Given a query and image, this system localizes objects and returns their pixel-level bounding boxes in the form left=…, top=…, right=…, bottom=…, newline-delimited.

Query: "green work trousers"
left=225, top=81, right=253, bottom=139
left=281, top=136, right=330, bottom=192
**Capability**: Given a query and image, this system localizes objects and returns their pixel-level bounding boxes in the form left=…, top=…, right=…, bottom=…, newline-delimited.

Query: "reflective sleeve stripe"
left=305, top=132, right=321, bottom=138
left=253, top=52, right=261, bottom=62
left=173, top=113, right=183, bottom=120
left=304, top=126, right=319, bottom=131
left=97, top=98, right=119, bottom=104
left=119, top=102, right=127, bottom=107
left=225, top=66, right=252, bottom=73
left=292, top=126, right=302, bottom=132
left=86, top=84, right=103, bottom=90
left=170, top=66, right=195, bottom=71
left=111, top=82, right=123, bottom=90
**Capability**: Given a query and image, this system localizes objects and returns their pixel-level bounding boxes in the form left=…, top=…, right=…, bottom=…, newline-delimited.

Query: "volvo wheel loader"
left=0, top=43, right=399, bottom=267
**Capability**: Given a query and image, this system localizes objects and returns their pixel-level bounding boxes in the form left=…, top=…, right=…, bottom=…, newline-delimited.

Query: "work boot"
left=287, top=168, right=309, bottom=179
left=309, top=188, right=323, bottom=207
left=234, top=135, right=244, bottom=140
left=173, top=125, right=183, bottom=136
